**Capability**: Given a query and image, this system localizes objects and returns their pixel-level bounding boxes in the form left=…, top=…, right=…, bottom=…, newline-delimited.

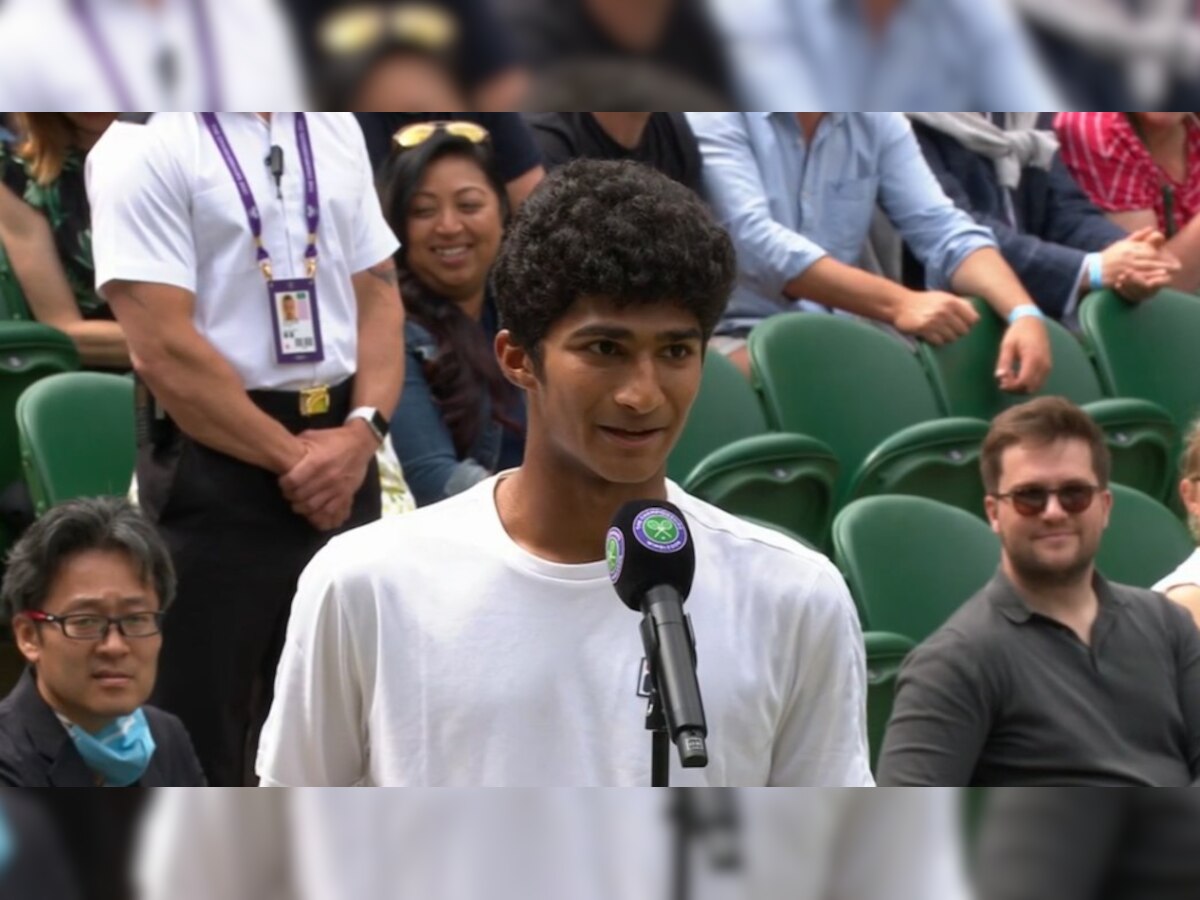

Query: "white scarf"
left=907, top=113, right=1059, bottom=189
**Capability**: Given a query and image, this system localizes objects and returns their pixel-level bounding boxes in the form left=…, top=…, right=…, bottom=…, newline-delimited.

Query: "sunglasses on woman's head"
left=992, top=483, right=1103, bottom=517
left=392, top=120, right=491, bottom=151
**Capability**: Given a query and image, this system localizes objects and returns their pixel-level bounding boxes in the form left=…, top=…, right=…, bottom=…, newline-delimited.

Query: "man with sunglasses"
left=0, top=497, right=204, bottom=787
left=878, top=396, right=1200, bottom=786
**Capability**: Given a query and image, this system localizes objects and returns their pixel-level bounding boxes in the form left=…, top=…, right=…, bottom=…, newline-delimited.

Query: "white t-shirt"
left=87, top=112, right=399, bottom=391
left=257, top=477, right=873, bottom=786
left=135, top=790, right=970, bottom=900
left=1153, top=548, right=1200, bottom=596
left=0, top=0, right=304, bottom=110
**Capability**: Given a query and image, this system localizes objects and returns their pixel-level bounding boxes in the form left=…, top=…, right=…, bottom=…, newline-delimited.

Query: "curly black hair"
left=490, top=159, right=736, bottom=363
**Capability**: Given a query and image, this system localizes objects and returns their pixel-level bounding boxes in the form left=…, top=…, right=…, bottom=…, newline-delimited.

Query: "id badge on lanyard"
left=202, top=113, right=326, bottom=365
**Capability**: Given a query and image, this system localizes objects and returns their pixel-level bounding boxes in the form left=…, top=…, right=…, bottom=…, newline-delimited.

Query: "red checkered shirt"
left=1054, top=112, right=1200, bottom=235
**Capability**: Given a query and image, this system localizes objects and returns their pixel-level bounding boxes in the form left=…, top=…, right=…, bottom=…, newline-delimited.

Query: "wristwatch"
left=346, top=406, right=389, bottom=444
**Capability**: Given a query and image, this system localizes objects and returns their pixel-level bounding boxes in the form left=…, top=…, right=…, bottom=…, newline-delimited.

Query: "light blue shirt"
left=688, top=112, right=998, bottom=332
left=708, top=0, right=1059, bottom=110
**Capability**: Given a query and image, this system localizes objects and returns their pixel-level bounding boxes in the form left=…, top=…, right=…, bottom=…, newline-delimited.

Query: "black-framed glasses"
left=21, top=610, right=164, bottom=641
left=991, top=483, right=1103, bottom=517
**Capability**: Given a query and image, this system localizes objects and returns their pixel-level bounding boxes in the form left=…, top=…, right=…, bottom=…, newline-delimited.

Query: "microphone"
left=608, top=500, right=708, bottom=768
left=266, top=145, right=284, bottom=198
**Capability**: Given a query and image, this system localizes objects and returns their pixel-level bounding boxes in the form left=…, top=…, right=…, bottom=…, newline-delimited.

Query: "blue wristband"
left=1087, top=253, right=1105, bottom=291
left=1007, top=304, right=1045, bottom=325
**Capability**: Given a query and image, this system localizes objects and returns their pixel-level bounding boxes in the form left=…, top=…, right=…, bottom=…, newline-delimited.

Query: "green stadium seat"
left=749, top=312, right=990, bottom=513
left=16, top=372, right=135, bottom=516
left=864, top=630, right=916, bottom=774
left=1079, top=288, right=1200, bottom=432
left=833, top=495, right=1000, bottom=642
left=686, top=433, right=838, bottom=550
left=0, top=239, right=32, bottom=321
left=671, top=350, right=840, bottom=549
left=920, top=297, right=1178, bottom=501
left=0, top=322, right=79, bottom=513
left=1096, top=483, right=1193, bottom=589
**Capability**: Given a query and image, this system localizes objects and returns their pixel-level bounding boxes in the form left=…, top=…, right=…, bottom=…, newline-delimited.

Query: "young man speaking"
left=257, top=160, right=872, bottom=786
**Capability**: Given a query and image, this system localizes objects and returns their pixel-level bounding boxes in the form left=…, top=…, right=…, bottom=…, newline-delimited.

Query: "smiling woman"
left=377, top=125, right=527, bottom=506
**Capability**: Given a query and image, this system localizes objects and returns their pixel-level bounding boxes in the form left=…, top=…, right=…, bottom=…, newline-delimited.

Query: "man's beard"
left=1003, top=534, right=1098, bottom=591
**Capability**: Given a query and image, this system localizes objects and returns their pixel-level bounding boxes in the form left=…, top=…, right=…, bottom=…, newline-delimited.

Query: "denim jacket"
left=390, top=315, right=525, bottom=507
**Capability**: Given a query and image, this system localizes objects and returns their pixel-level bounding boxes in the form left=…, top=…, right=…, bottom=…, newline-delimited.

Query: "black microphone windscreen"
left=606, top=499, right=696, bottom=611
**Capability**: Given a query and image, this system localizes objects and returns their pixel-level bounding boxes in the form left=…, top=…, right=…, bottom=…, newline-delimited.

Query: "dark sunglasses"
left=992, top=483, right=1103, bottom=517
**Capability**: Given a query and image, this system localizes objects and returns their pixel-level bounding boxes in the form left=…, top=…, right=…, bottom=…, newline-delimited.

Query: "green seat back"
left=687, top=433, right=839, bottom=549
left=920, top=297, right=1106, bottom=417
left=16, top=372, right=135, bottom=515
left=0, top=239, right=32, bottom=321
left=864, top=630, right=916, bottom=774
left=0, top=323, right=79, bottom=495
left=668, top=351, right=769, bottom=482
left=922, top=297, right=1177, bottom=500
left=1096, top=483, right=1193, bottom=589
left=844, top=416, right=991, bottom=519
left=1079, top=288, right=1200, bottom=431
left=833, top=495, right=1001, bottom=642
left=749, top=314, right=943, bottom=504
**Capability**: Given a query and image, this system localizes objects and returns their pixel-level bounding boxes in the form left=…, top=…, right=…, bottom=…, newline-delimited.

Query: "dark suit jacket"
left=913, top=122, right=1127, bottom=319
left=0, top=791, right=83, bottom=900
left=0, top=670, right=205, bottom=787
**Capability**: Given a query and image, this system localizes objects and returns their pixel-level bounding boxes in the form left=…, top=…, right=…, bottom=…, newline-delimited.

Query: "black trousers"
left=142, top=382, right=380, bottom=786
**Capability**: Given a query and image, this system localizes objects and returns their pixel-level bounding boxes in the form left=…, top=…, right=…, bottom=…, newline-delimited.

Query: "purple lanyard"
left=70, top=0, right=221, bottom=109
left=202, top=113, right=321, bottom=280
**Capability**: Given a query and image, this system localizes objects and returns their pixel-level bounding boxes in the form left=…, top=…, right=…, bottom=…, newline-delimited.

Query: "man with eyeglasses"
left=0, top=497, right=204, bottom=787
left=878, top=396, right=1200, bottom=786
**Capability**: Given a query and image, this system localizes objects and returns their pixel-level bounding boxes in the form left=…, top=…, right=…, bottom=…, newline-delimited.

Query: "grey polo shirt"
left=877, top=570, right=1200, bottom=786
left=975, top=790, right=1200, bottom=900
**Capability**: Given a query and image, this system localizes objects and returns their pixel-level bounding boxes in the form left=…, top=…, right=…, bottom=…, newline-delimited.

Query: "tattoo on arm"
left=366, top=262, right=398, bottom=287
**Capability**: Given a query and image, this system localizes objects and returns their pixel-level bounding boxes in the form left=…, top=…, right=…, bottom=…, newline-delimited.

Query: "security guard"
left=86, top=113, right=403, bottom=785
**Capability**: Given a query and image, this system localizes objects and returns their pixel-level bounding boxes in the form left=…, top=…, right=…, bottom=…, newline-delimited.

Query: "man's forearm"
left=783, top=256, right=907, bottom=323
left=949, top=246, right=1037, bottom=317
left=134, top=329, right=303, bottom=473
left=350, top=265, right=405, bottom=418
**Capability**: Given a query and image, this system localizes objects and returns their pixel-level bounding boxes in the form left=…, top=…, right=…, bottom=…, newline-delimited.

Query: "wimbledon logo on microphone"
left=606, top=528, right=625, bottom=584
left=633, top=508, right=688, bottom=554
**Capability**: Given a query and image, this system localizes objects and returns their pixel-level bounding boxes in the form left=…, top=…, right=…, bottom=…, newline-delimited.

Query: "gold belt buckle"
left=299, top=385, right=331, bottom=417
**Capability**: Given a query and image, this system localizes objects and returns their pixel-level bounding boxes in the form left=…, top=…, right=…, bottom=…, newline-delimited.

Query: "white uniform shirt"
left=87, top=112, right=399, bottom=391
left=1153, top=548, right=1200, bottom=595
left=257, top=477, right=873, bottom=787
left=135, top=790, right=971, bottom=900
left=0, top=0, right=304, bottom=111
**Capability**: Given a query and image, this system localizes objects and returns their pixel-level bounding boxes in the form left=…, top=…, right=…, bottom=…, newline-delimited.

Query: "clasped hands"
left=279, top=424, right=378, bottom=532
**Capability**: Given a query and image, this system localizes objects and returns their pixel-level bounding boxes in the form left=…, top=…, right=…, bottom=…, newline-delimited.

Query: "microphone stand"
left=647, top=681, right=671, bottom=787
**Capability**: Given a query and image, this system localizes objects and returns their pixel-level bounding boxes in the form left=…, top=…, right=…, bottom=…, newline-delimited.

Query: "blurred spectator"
left=1012, top=0, right=1200, bottom=108
left=526, top=112, right=702, bottom=192
left=520, top=58, right=725, bottom=110
left=358, top=113, right=544, bottom=208
left=0, top=0, right=304, bottom=110
left=0, top=113, right=128, bottom=370
left=975, top=789, right=1200, bottom=899
left=499, top=0, right=733, bottom=103
left=688, top=112, right=1051, bottom=392
left=910, top=112, right=1178, bottom=322
left=135, top=790, right=970, bottom=900
left=707, top=0, right=1058, bottom=109
left=0, top=498, right=204, bottom=787
left=376, top=124, right=525, bottom=506
left=1056, top=112, right=1200, bottom=292
left=879, top=398, right=1200, bottom=786
left=1153, top=418, right=1200, bottom=627
left=0, top=793, right=82, bottom=900
left=87, top=113, right=403, bottom=785
left=298, top=0, right=529, bottom=109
